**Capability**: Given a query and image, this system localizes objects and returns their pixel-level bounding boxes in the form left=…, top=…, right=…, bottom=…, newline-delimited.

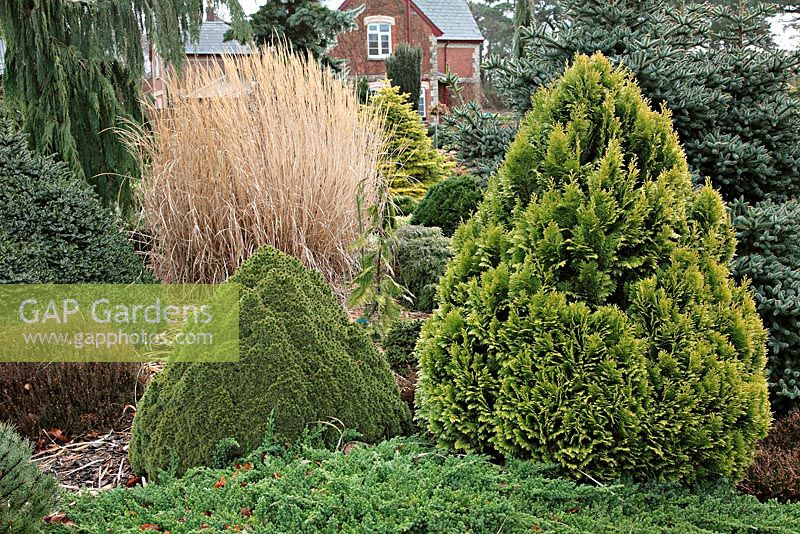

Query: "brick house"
left=331, top=0, right=484, bottom=118
left=142, top=8, right=252, bottom=108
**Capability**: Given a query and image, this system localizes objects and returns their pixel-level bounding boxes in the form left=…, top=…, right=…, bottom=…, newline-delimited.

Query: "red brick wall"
left=437, top=45, right=475, bottom=78
left=332, top=0, right=436, bottom=79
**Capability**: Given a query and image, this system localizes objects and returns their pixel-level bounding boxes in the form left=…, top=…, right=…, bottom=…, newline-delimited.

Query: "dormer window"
left=365, top=16, right=394, bottom=59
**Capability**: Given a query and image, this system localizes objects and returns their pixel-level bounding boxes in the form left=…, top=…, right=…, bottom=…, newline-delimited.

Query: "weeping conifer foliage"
left=416, top=54, right=770, bottom=483
left=0, top=0, right=248, bottom=212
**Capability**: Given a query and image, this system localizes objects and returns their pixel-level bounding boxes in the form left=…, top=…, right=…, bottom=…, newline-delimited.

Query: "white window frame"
left=418, top=86, right=426, bottom=118
left=365, top=16, right=393, bottom=60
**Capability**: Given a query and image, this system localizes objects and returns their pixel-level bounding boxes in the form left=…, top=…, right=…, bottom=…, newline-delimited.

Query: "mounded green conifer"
left=129, top=246, right=410, bottom=480
left=416, top=54, right=770, bottom=483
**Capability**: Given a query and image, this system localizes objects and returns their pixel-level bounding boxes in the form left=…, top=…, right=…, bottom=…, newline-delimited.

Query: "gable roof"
left=185, top=21, right=252, bottom=55
left=413, top=0, right=483, bottom=41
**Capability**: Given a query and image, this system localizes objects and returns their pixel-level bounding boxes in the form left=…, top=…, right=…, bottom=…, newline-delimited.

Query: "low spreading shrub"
left=417, top=54, right=770, bottom=483
left=371, top=85, right=452, bottom=199
left=740, top=412, right=800, bottom=503
left=45, top=436, right=800, bottom=533
left=0, top=422, right=57, bottom=532
left=135, top=47, right=383, bottom=288
left=129, top=246, right=410, bottom=480
left=0, top=119, right=148, bottom=437
left=411, top=174, right=483, bottom=236
left=392, top=225, right=451, bottom=312
left=382, top=319, right=423, bottom=369
left=730, top=198, right=800, bottom=414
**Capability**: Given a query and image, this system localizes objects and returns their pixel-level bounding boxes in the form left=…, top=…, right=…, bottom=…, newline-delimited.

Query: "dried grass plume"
left=134, top=47, right=383, bottom=288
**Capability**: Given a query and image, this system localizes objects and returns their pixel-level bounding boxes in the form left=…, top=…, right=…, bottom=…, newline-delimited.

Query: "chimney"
left=205, top=1, right=216, bottom=22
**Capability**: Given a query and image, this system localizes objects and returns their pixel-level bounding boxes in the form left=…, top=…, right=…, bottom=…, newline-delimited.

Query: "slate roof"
left=185, top=21, right=252, bottom=55
left=413, top=0, right=483, bottom=41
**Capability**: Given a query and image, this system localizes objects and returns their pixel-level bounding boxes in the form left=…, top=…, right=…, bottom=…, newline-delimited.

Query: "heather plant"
left=371, top=84, right=452, bottom=199
left=411, top=174, right=484, bottom=237
left=133, top=47, right=383, bottom=289
left=0, top=422, right=57, bottom=532
left=416, top=54, right=770, bottom=483
left=730, top=198, right=800, bottom=414
left=392, top=225, right=452, bottom=312
left=740, top=412, right=800, bottom=503
left=129, top=246, right=410, bottom=479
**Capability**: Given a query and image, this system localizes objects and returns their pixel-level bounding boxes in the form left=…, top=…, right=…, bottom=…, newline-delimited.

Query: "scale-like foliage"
left=416, top=54, right=770, bottom=483
left=129, top=246, right=410, bottom=480
left=371, top=85, right=452, bottom=199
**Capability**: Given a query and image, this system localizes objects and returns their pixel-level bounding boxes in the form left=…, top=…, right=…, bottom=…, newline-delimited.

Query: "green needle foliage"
left=392, top=225, right=452, bottom=312
left=0, top=422, right=57, bottom=533
left=0, top=0, right=248, bottom=212
left=129, top=246, right=410, bottom=480
left=730, top=198, right=800, bottom=414
left=42, top=436, right=800, bottom=533
left=0, top=120, right=150, bottom=284
left=412, top=173, right=484, bottom=237
left=241, top=0, right=361, bottom=71
left=416, top=54, right=770, bottom=483
left=489, top=0, right=800, bottom=203
left=386, top=44, right=423, bottom=111
left=438, top=102, right=514, bottom=180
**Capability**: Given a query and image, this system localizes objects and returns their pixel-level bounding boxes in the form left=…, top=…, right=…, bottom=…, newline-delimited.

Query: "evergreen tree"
left=371, top=85, right=452, bottom=199
left=386, top=44, right=423, bottom=111
left=242, top=0, right=361, bottom=70
left=489, top=0, right=800, bottom=203
left=730, top=198, right=800, bottom=414
left=0, top=0, right=248, bottom=212
left=438, top=102, right=514, bottom=179
left=0, top=422, right=57, bottom=532
left=416, top=55, right=769, bottom=483
left=470, top=0, right=515, bottom=58
left=512, top=0, right=533, bottom=57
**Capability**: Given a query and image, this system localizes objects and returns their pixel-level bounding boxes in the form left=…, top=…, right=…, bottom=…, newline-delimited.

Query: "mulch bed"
left=32, top=425, right=140, bottom=491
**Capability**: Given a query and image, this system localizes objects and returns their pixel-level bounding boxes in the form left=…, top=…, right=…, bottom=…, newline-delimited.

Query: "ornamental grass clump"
left=416, top=54, right=770, bottom=483
left=129, top=246, right=410, bottom=480
left=133, top=47, right=383, bottom=288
